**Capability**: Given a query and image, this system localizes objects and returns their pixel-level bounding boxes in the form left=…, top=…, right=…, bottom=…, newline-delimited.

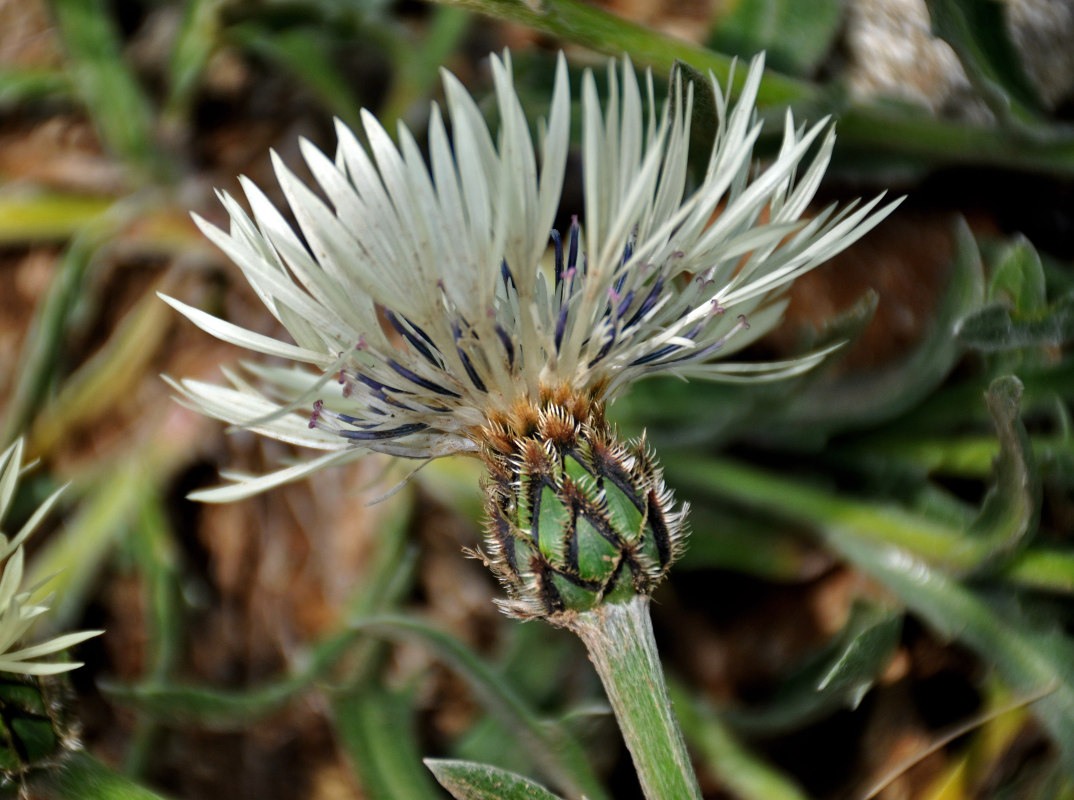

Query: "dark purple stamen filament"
left=383, top=309, right=441, bottom=367
left=339, top=422, right=429, bottom=441
left=495, top=325, right=515, bottom=369
left=623, top=275, right=665, bottom=329
left=550, top=229, right=564, bottom=283
left=567, top=217, right=580, bottom=276
left=388, top=359, right=460, bottom=397
left=453, top=321, right=488, bottom=393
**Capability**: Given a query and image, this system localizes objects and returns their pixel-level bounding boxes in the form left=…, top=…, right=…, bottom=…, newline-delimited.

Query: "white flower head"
left=167, top=51, right=899, bottom=501
left=0, top=440, right=102, bottom=676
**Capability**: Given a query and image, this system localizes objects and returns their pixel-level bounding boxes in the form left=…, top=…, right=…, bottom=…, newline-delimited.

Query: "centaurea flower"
left=167, top=51, right=897, bottom=617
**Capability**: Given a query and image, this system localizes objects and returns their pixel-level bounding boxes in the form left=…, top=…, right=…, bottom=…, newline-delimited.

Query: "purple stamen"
left=659, top=314, right=753, bottom=365
left=587, top=331, right=617, bottom=367
left=388, top=359, right=461, bottom=398
left=550, top=229, right=564, bottom=284
left=554, top=304, right=570, bottom=353
left=452, top=321, right=487, bottom=393
left=623, top=275, right=664, bottom=329
left=356, top=372, right=409, bottom=395
left=629, top=343, right=681, bottom=366
left=339, top=422, right=429, bottom=441
left=383, top=308, right=441, bottom=367
left=567, top=217, right=580, bottom=271
left=309, top=399, right=324, bottom=429
left=496, top=325, right=515, bottom=369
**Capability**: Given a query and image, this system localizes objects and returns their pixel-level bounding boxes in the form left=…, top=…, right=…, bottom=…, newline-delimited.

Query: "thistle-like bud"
left=477, top=386, right=688, bottom=620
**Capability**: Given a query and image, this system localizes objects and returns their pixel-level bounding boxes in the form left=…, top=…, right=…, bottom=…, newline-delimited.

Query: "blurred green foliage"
left=1, top=0, right=1073, bottom=797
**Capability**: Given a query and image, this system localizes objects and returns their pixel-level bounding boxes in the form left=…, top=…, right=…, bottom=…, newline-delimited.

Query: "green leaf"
left=990, top=235, right=1047, bottom=312
left=680, top=505, right=824, bottom=581
left=30, top=750, right=172, bottom=799
left=98, top=678, right=303, bottom=730
left=0, top=68, right=71, bottom=109
left=27, top=282, right=174, bottom=459
left=725, top=601, right=902, bottom=735
left=665, top=454, right=1074, bottom=594
left=708, top=0, right=844, bottom=77
left=669, top=681, right=809, bottom=800
left=24, top=458, right=150, bottom=632
left=120, top=493, right=186, bottom=776
left=228, top=23, right=364, bottom=130
left=957, top=295, right=1074, bottom=352
left=924, top=0, right=1045, bottom=125
left=782, top=218, right=986, bottom=434
left=433, top=0, right=812, bottom=106
left=454, top=625, right=596, bottom=778
left=432, top=0, right=1074, bottom=176
left=378, top=5, right=471, bottom=126
left=351, top=615, right=608, bottom=800
left=0, top=192, right=112, bottom=246
left=965, top=376, right=1039, bottom=569
left=425, top=759, right=565, bottom=800
left=831, top=534, right=1074, bottom=773
left=1, top=226, right=106, bottom=445
left=955, top=233, right=1071, bottom=353
left=48, top=0, right=165, bottom=179
left=164, top=0, right=224, bottom=124
left=332, top=684, right=443, bottom=800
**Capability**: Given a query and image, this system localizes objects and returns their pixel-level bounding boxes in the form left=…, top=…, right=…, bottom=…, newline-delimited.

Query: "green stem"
left=567, top=596, right=701, bottom=800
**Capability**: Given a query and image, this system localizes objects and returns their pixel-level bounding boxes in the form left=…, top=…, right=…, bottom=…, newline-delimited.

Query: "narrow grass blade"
left=23, top=458, right=152, bottom=632
left=164, top=0, right=224, bottom=125
left=122, top=492, right=186, bottom=776
left=378, top=5, right=471, bottom=125
left=332, top=683, right=443, bottom=800
left=48, top=0, right=165, bottom=179
left=432, top=0, right=811, bottom=106
left=26, top=281, right=173, bottom=459
left=0, top=192, right=112, bottom=246
left=0, top=68, right=71, bottom=109
left=1, top=226, right=106, bottom=445
left=228, top=24, right=363, bottom=130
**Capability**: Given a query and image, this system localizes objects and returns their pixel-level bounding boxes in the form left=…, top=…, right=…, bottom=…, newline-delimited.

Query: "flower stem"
left=567, top=595, right=701, bottom=800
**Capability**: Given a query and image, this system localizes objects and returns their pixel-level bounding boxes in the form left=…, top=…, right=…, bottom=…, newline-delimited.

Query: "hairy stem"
left=567, top=596, right=701, bottom=800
